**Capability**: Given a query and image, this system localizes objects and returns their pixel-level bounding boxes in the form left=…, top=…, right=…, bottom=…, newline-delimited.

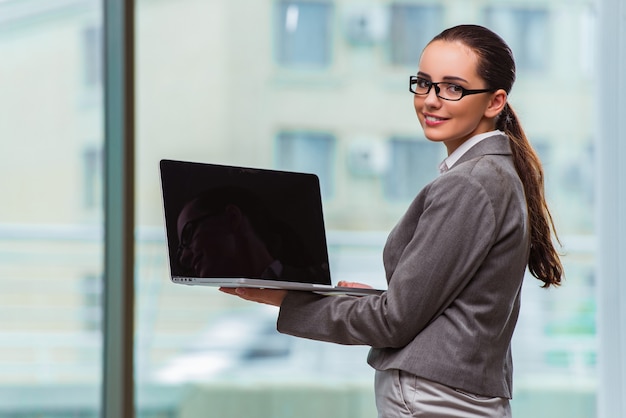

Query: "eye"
left=416, top=77, right=431, bottom=88
left=444, top=83, right=463, bottom=94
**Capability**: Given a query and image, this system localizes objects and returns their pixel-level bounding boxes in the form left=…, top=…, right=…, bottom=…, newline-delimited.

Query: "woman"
left=221, top=24, right=563, bottom=417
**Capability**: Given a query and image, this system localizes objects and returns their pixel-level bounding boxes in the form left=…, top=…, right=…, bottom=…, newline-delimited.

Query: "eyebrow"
left=417, top=71, right=469, bottom=84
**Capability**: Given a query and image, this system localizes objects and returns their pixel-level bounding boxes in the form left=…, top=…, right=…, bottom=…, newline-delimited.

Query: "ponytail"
left=431, top=25, right=563, bottom=287
left=498, top=103, right=563, bottom=288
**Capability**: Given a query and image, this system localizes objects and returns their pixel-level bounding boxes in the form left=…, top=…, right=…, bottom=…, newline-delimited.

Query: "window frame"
left=102, top=0, right=135, bottom=417
left=388, top=3, right=443, bottom=67
left=275, top=130, right=337, bottom=198
left=484, top=6, right=550, bottom=72
left=596, top=0, right=626, bottom=416
left=100, top=0, right=626, bottom=416
left=274, top=1, right=334, bottom=69
left=383, top=136, right=443, bottom=201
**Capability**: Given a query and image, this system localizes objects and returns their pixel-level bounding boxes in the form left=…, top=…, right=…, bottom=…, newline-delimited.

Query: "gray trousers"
left=374, top=369, right=512, bottom=418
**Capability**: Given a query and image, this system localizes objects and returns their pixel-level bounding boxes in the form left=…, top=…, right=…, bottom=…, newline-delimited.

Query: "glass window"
left=82, top=25, right=102, bottom=87
left=389, top=4, right=443, bottom=67
left=485, top=7, right=549, bottom=71
left=80, top=273, right=103, bottom=332
left=83, top=145, right=103, bottom=210
left=0, top=0, right=103, bottom=415
left=6, top=0, right=619, bottom=416
left=275, top=131, right=336, bottom=198
left=384, top=137, right=444, bottom=201
left=134, top=0, right=600, bottom=417
left=275, top=1, right=333, bottom=68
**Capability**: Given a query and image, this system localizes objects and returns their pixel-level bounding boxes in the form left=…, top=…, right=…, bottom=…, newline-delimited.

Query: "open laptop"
left=160, top=159, right=384, bottom=296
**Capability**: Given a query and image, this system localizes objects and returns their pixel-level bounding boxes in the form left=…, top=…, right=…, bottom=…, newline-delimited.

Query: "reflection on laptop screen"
left=160, top=160, right=332, bottom=286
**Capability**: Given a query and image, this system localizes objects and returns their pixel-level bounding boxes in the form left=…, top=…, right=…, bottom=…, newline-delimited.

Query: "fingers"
left=237, top=288, right=287, bottom=306
left=219, top=287, right=238, bottom=296
left=219, top=287, right=287, bottom=307
left=336, top=281, right=374, bottom=289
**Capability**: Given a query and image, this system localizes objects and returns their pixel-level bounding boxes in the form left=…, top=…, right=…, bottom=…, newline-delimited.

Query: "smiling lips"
left=424, top=114, right=449, bottom=127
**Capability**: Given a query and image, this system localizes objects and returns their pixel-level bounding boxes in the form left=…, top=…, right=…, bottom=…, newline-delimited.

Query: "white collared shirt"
left=439, top=130, right=506, bottom=174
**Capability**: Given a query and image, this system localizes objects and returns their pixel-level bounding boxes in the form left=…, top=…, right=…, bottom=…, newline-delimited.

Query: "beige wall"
left=0, top=0, right=594, bottom=231
left=134, top=0, right=594, bottom=231
left=0, top=0, right=597, bottom=394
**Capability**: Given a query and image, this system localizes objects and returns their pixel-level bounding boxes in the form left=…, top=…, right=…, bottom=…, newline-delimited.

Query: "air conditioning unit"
left=347, top=138, right=389, bottom=177
left=343, top=5, right=389, bottom=46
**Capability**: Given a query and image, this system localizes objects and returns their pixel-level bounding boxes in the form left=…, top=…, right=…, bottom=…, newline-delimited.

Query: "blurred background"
left=0, top=0, right=599, bottom=416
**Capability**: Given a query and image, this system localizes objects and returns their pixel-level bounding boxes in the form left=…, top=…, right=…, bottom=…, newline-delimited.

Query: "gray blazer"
left=277, top=135, right=530, bottom=398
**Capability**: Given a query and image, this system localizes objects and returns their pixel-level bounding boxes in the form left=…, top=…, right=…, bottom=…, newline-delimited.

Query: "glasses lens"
left=179, top=211, right=218, bottom=248
left=438, top=82, right=463, bottom=100
left=412, top=77, right=430, bottom=94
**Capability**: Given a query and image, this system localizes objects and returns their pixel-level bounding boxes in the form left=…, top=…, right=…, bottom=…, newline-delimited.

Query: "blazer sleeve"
left=277, top=172, right=499, bottom=348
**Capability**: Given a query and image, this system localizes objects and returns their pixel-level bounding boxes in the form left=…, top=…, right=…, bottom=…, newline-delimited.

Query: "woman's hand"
left=336, top=281, right=374, bottom=289
left=219, top=287, right=288, bottom=307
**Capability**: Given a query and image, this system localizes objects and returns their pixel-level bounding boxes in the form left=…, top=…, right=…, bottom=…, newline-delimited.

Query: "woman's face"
left=414, top=40, right=501, bottom=154
left=176, top=202, right=238, bottom=277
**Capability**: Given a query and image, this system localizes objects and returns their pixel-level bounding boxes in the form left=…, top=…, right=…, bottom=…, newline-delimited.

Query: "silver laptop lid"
left=160, top=159, right=332, bottom=286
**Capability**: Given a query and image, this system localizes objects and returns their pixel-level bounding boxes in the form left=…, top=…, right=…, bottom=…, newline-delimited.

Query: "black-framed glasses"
left=409, top=76, right=495, bottom=101
left=176, top=212, right=217, bottom=268
left=176, top=211, right=219, bottom=263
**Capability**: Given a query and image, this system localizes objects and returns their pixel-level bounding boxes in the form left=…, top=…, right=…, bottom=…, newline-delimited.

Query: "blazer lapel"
left=451, top=134, right=512, bottom=169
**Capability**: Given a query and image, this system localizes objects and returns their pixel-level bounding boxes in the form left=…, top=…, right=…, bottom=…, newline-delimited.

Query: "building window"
left=82, top=25, right=102, bottom=87
left=83, top=145, right=103, bottom=210
left=485, top=8, right=549, bottom=71
left=80, top=273, right=102, bottom=332
left=389, top=4, right=443, bottom=67
left=275, top=1, right=333, bottom=69
left=275, top=131, right=336, bottom=198
left=384, top=137, right=444, bottom=201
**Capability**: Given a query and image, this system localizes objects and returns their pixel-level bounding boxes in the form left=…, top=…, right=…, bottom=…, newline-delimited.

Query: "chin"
left=423, top=131, right=448, bottom=143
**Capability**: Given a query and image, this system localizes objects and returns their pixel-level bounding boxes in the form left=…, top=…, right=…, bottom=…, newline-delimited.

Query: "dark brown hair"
left=430, top=24, right=563, bottom=288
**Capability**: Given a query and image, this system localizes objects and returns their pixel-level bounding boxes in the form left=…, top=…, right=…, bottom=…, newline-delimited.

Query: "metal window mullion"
left=102, top=0, right=135, bottom=417
left=597, top=0, right=626, bottom=416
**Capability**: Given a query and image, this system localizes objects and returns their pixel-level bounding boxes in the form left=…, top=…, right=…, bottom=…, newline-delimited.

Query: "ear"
left=484, top=89, right=508, bottom=119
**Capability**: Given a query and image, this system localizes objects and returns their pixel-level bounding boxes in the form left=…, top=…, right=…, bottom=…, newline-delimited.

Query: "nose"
left=423, top=85, right=441, bottom=107
left=178, top=246, right=195, bottom=269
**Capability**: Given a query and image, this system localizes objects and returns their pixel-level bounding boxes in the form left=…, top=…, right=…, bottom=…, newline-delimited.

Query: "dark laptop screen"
left=160, top=160, right=331, bottom=285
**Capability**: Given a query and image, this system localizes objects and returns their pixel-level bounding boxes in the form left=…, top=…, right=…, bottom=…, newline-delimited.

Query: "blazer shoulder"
left=455, top=134, right=511, bottom=167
